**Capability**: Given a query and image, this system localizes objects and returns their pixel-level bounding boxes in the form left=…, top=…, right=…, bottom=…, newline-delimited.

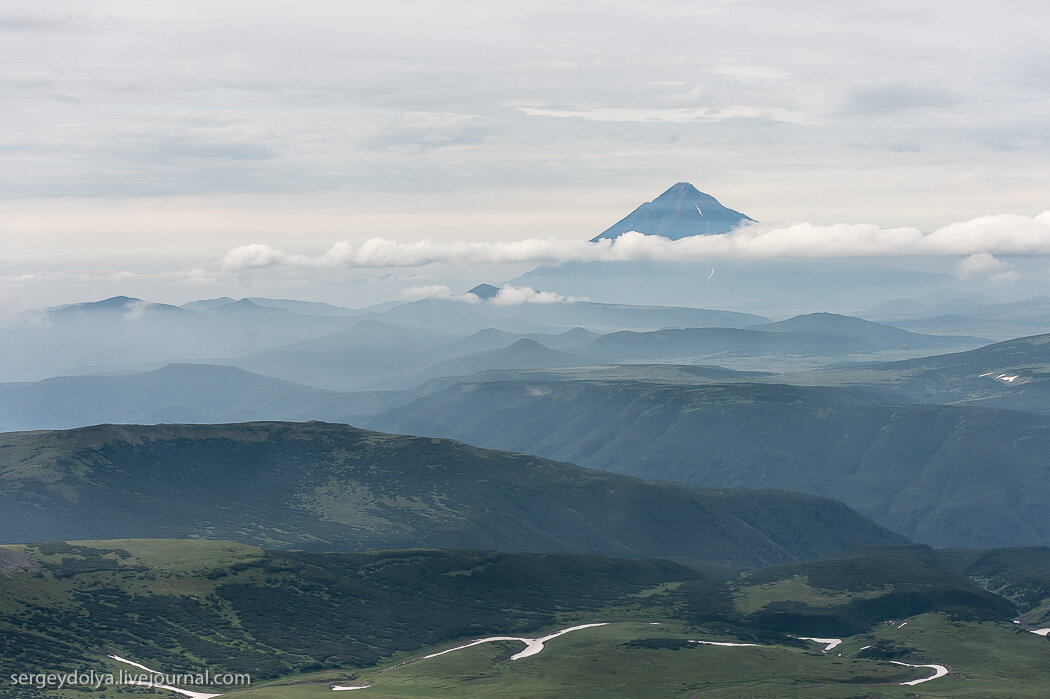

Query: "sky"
left=2, top=0, right=1049, bottom=311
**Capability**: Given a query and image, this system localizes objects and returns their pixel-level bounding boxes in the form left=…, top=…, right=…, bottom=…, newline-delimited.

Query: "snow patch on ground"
left=690, top=640, right=760, bottom=647
left=420, top=623, right=609, bottom=662
left=107, top=656, right=222, bottom=699
left=797, top=637, right=842, bottom=652
left=891, top=661, right=949, bottom=686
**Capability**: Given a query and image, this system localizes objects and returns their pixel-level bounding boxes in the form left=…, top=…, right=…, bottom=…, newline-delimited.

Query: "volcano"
left=591, top=182, right=755, bottom=241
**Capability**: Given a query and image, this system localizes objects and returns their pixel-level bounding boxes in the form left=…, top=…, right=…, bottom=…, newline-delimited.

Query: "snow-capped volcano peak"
left=591, top=182, right=755, bottom=241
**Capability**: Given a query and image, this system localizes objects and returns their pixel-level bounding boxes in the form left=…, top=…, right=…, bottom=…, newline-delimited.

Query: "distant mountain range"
left=0, top=421, right=903, bottom=567
left=797, top=331, right=1050, bottom=414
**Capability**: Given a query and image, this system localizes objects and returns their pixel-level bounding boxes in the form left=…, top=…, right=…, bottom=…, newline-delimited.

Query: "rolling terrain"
left=0, top=421, right=904, bottom=567
left=2, top=540, right=1047, bottom=697
left=368, top=379, right=1050, bottom=548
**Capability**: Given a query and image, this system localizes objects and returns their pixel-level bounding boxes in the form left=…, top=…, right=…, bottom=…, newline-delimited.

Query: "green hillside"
left=0, top=421, right=903, bottom=567
left=369, top=380, right=1050, bottom=548
left=0, top=541, right=699, bottom=680
left=2, top=540, right=1047, bottom=697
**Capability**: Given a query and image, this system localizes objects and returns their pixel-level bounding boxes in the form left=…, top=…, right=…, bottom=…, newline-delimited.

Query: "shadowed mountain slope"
left=368, top=380, right=1050, bottom=548
left=0, top=421, right=904, bottom=567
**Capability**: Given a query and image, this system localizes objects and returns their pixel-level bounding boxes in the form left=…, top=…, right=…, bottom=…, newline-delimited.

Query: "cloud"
left=517, top=105, right=809, bottom=124
left=401, top=284, right=480, bottom=303
left=221, top=210, right=1050, bottom=270
left=490, top=286, right=584, bottom=305
left=956, top=252, right=1008, bottom=279
left=402, top=283, right=580, bottom=305
left=121, top=299, right=154, bottom=321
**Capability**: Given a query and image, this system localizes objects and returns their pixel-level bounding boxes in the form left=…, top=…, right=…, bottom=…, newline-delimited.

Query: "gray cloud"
left=2, top=0, right=1049, bottom=305
left=221, top=211, right=1050, bottom=271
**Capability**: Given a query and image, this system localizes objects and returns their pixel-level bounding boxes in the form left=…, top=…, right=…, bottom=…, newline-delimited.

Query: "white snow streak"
left=798, top=637, right=842, bottom=652
left=891, top=661, right=949, bottom=686
left=420, top=623, right=609, bottom=662
left=690, top=640, right=760, bottom=647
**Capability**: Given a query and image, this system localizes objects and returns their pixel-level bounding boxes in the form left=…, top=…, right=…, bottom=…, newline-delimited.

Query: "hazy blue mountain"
left=885, top=295, right=1050, bottom=340
left=591, top=182, right=755, bottom=241
left=438, top=327, right=600, bottom=356
left=181, top=296, right=237, bottom=311
left=46, top=295, right=186, bottom=318
left=182, top=296, right=372, bottom=317
left=0, top=296, right=359, bottom=382
left=416, top=338, right=590, bottom=380
left=0, top=364, right=373, bottom=432
left=582, top=327, right=867, bottom=361
left=467, top=283, right=501, bottom=299
left=245, top=297, right=362, bottom=316
left=511, top=259, right=957, bottom=316
left=800, top=332, right=1050, bottom=414
left=0, top=421, right=904, bottom=566
left=368, top=379, right=1050, bottom=548
left=366, top=296, right=768, bottom=334
left=747, top=312, right=987, bottom=350
left=226, top=320, right=469, bottom=390
left=858, top=293, right=998, bottom=321
left=270, top=319, right=462, bottom=352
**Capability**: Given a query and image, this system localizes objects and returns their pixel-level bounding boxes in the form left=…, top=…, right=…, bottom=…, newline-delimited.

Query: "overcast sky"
left=2, top=0, right=1049, bottom=310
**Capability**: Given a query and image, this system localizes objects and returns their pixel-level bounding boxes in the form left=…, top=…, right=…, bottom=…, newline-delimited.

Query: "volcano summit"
left=591, top=182, right=756, bottom=241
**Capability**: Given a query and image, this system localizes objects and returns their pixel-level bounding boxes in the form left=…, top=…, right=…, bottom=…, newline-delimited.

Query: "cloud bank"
left=402, top=284, right=583, bottom=305
left=222, top=212, right=1050, bottom=271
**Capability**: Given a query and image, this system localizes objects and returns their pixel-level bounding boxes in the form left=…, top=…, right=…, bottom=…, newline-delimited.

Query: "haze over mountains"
left=4, top=182, right=1050, bottom=696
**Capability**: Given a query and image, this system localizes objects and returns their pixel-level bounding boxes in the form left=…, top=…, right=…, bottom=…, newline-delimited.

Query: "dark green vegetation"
left=941, top=546, right=1050, bottom=626
left=0, top=541, right=700, bottom=678
left=731, top=546, right=1015, bottom=636
left=4, top=540, right=1048, bottom=697
left=0, top=421, right=904, bottom=567
left=368, top=378, right=1050, bottom=548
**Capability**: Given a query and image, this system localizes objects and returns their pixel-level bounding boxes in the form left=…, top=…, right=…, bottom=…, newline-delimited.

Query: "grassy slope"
left=5, top=540, right=1049, bottom=698
left=0, top=540, right=699, bottom=680
left=0, top=421, right=903, bottom=567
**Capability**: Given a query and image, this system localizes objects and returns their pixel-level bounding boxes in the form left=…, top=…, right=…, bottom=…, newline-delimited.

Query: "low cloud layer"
left=222, top=211, right=1050, bottom=272
left=402, top=284, right=583, bottom=305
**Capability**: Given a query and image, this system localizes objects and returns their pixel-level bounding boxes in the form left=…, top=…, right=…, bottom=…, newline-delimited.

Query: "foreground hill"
left=0, top=541, right=700, bottom=678
left=369, top=380, right=1050, bottom=548
left=0, top=422, right=903, bottom=567
left=0, top=540, right=1041, bottom=696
